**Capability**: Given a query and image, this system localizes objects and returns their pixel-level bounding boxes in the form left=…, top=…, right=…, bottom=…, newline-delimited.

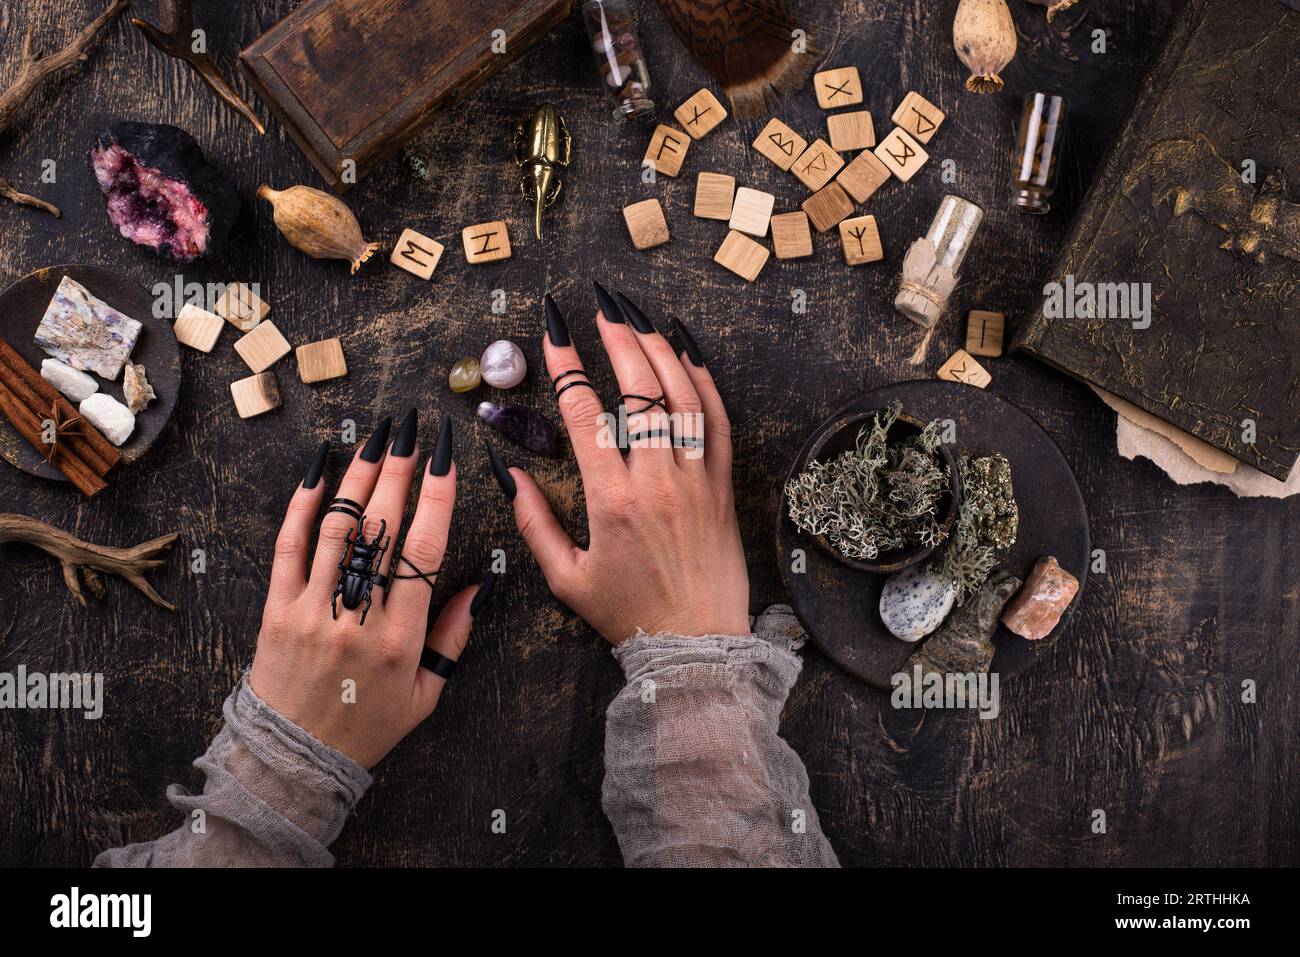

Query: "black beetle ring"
left=331, top=513, right=389, bottom=625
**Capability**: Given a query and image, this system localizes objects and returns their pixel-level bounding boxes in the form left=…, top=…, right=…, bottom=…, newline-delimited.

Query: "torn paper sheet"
left=1114, top=410, right=1300, bottom=498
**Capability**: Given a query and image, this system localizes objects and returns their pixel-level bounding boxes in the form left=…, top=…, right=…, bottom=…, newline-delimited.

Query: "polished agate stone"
left=479, top=340, right=527, bottom=389
left=449, top=357, right=481, bottom=393
left=477, top=401, right=559, bottom=455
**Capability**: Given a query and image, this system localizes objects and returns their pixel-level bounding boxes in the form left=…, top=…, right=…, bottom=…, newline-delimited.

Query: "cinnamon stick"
left=0, top=337, right=120, bottom=473
left=0, top=376, right=105, bottom=495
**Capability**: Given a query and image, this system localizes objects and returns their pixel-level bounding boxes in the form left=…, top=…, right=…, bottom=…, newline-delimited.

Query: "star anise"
left=40, top=396, right=84, bottom=465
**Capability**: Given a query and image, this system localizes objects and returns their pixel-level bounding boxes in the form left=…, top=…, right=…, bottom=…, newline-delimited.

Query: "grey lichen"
left=785, top=404, right=950, bottom=561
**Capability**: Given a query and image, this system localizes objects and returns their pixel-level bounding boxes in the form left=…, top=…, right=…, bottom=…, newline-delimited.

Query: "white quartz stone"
left=479, top=340, right=527, bottom=389
left=79, top=393, right=136, bottom=447
left=40, top=358, right=99, bottom=402
left=880, top=566, right=956, bottom=642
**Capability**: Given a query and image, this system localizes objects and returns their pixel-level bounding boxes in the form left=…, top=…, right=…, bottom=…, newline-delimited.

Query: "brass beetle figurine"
left=514, top=103, right=572, bottom=240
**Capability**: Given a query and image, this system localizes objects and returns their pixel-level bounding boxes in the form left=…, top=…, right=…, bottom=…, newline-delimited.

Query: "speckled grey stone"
left=879, top=566, right=956, bottom=642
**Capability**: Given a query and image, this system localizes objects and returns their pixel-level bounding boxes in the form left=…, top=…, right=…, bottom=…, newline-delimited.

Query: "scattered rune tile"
left=296, top=338, right=348, bottom=383
left=966, top=310, right=1006, bottom=357
left=728, top=187, right=775, bottom=238
left=461, top=221, right=512, bottom=263
left=643, top=124, right=690, bottom=177
left=674, top=88, right=728, bottom=140
left=802, top=182, right=855, bottom=233
left=694, top=172, right=736, bottom=220
left=230, top=371, right=281, bottom=418
left=874, top=127, right=929, bottom=182
left=714, top=230, right=770, bottom=282
left=770, top=211, right=814, bottom=260
left=234, top=320, right=292, bottom=374
left=173, top=302, right=224, bottom=353
left=827, top=110, right=875, bottom=152
left=213, top=282, right=269, bottom=332
left=791, top=138, right=845, bottom=192
left=390, top=228, right=444, bottom=280
left=837, top=149, right=891, bottom=203
left=892, top=91, right=945, bottom=144
left=752, top=118, right=808, bottom=171
left=937, top=349, right=991, bottom=388
left=623, top=198, right=670, bottom=250
left=839, top=215, right=883, bottom=265
left=813, top=67, right=863, bottom=109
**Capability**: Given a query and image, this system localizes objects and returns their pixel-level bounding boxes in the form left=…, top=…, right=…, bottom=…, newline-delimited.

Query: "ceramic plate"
left=776, top=379, right=1089, bottom=689
left=0, top=264, right=180, bottom=482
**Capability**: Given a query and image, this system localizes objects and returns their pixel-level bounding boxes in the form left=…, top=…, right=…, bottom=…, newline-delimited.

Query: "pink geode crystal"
left=1000, top=556, right=1079, bottom=640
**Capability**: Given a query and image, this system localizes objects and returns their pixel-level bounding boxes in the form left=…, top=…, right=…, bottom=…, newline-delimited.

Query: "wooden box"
left=240, top=0, right=570, bottom=189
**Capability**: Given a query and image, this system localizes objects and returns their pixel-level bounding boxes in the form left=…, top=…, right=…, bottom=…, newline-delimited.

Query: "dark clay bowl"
left=786, top=408, right=962, bottom=574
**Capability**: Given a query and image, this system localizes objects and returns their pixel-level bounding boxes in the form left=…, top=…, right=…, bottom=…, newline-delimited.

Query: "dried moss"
left=785, top=404, right=951, bottom=561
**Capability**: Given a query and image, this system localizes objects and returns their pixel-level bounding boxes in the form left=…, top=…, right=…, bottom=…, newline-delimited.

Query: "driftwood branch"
left=0, top=512, right=178, bottom=612
left=0, top=0, right=128, bottom=217
left=132, top=0, right=265, bottom=135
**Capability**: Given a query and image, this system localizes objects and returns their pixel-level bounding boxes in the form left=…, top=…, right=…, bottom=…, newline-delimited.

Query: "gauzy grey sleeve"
left=601, top=604, right=839, bottom=867
left=94, top=675, right=371, bottom=868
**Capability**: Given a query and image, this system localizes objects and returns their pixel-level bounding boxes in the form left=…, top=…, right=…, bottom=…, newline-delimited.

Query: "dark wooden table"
left=1, top=0, right=1295, bottom=867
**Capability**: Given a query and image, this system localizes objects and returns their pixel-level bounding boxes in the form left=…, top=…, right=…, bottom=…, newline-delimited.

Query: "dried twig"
left=132, top=0, right=265, bottom=134
left=0, top=512, right=178, bottom=611
left=0, top=0, right=128, bottom=217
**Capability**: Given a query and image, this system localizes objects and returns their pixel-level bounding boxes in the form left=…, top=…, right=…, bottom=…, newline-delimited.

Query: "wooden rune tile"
left=752, top=118, right=807, bottom=171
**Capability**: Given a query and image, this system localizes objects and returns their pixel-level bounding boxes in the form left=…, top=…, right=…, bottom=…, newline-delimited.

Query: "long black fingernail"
left=360, top=416, right=393, bottom=462
left=544, top=294, right=570, bottom=347
left=615, top=292, right=656, bottom=335
left=470, top=570, right=499, bottom=617
left=391, top=408, right=419, bottom=457
left=302, top=440, right=329, bottom=489
left=485, top=440, right=517, bottom=500
left=594, top=281, right=625, bottom=324
left=429, top=415, right=453, bottom=476
left=672, top=318, right=705, bottom=367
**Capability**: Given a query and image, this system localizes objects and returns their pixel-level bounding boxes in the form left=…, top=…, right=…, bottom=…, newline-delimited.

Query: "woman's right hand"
left=490, top=285, right=750, bottom=646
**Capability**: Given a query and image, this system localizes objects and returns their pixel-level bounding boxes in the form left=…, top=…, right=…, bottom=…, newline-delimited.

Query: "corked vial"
left=1012, top=93, right=1069, bottom=214
left=581, top=0, right=655, bottom=122
left=895, top=195, right=985, bottom=330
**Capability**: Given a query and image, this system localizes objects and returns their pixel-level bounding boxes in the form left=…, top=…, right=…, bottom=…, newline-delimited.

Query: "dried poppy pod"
left=257, top=184, right=380, bottom=273
left=953, top=0, right=1018, bottom=94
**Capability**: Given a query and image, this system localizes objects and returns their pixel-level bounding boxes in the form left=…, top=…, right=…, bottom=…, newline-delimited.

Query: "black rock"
left=89, top=122, right=240, bottom=262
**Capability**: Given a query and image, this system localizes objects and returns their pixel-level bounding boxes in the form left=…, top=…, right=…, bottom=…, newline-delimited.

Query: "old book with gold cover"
left=1013, top=0, right=1300, bottom=479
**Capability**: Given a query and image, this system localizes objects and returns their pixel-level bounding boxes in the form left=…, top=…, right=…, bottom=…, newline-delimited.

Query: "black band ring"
left=326, top=503, right=363, bottom=520
left=419, top=648, right=457, bottom=679
left=330, top=497, right=365, bottom=511
left=621, top=394, right=667, bottom=415
left=556, top=379, right=598, bottom=400
left=552, top=369, right=586, bottom=385
left=675, top=435, right=705, bottom=449
left=628, top=428, right=674, bottom=445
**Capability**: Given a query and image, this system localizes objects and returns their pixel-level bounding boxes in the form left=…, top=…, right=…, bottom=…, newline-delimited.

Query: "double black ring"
left=553, top=368, right=597, bottom=400
left=621, top=393, right=667, bottom=416
left=327, top=496, right=365, bottom=520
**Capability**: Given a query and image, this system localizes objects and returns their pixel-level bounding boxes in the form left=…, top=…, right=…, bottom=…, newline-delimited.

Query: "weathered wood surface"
left=0, top=0, right=1295, bottom=867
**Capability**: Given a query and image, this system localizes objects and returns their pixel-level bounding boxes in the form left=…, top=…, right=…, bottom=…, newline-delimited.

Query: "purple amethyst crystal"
left=477, top=402, right=560, bottom=455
